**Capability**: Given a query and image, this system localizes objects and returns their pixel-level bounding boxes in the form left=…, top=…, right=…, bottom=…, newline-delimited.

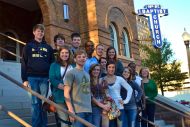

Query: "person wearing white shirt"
left=104, top=61, right=133, bottom=127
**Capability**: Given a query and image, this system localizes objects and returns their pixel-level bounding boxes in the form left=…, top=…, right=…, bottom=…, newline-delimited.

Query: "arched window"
left=109, top=23, right=119, bottom=53
left=121, top=30, right=130, bottom=58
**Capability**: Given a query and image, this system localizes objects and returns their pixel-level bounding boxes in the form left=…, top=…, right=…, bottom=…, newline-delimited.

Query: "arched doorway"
left=1, top=32, right=18, bottom=61
left=0, top=0, right=43, bottom=62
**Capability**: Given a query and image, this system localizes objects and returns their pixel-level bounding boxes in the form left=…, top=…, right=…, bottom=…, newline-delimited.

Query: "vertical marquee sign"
left=138, top=5, right=168, bottom=48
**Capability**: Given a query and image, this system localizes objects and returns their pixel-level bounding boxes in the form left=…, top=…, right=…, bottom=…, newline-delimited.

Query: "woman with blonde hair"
left=139, top=67, right=158, bottom=127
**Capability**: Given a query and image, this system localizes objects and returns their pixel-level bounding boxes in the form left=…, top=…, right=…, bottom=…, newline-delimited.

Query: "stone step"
left=0, top=113, right=56, bottom=127
left=155, top=120, right=166, bottom=126
left=164, top=125, right=175, bottom=127
left=0, top=108, right=31, bottom=119
left=155, top=119, right=176, bottom=127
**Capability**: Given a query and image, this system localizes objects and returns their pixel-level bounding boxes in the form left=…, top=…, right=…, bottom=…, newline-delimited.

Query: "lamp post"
left=182, top=28, right=190, bottom=77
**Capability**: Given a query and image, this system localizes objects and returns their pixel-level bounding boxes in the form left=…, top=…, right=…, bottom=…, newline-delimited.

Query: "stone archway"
left=105, top=6, right=134, bottom=42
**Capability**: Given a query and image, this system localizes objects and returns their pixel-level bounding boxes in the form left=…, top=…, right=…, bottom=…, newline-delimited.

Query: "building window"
left=121, top=30, right=130, bottom=58
left=109, top=23, right=119, bottom=53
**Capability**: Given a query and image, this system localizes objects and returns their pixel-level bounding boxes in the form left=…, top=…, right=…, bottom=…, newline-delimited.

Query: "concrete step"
left=155, top=119, right=175, bottom=127
left=155, top=120, right=165, bottom=126
left=0, top=108, right=31, bottom=119
left=164, top=125, right=175, bottom=127
left=0, top=61, right=59, bottom=127
left=0, top=113, right=56, bottom=127
left=0, top=99, right=31, bottom=108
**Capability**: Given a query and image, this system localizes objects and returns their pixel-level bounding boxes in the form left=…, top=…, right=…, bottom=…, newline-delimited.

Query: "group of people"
left=21, top=23, right=158, bottom=127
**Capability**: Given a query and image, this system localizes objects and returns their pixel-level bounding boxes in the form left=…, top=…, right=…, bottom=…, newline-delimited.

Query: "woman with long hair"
left=121, top=67, right=142, bottom=127
left=106, top=46, right=124, bottom=76
left=89, top=64, right=111, bottom=127
left=100, top=57, right=107, bottom=77
left=104, top=61, right=133, bottom=127
left=49, top=45, right=73, bottom=127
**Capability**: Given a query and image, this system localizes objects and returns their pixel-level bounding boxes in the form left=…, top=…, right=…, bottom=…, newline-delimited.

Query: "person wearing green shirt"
left=49, top=45, right=73, bottom=127
left=139, top=67, right=158, bottom=127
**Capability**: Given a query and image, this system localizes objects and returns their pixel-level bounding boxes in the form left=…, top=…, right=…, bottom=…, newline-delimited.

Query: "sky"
left=134, top=0, right=190, bottom=72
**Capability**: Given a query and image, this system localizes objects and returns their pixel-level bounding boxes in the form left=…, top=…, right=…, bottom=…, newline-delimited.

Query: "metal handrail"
left=0, top=46, right=22, bottom=59
left=0, top=32, right=26, bottom=45
left=138, top=115, right=159, bottom=127
left=146, top=97, right=190, bottom=127
left=0, top=70, right=95, bottom=127
left=148, top=97, right=190, bottom=119
left=0, top=105, right=32, bottom=127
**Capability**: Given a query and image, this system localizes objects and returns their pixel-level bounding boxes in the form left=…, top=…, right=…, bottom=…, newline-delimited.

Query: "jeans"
left=122, top=109, right=137, bottom=127
left=141, top=103, right=156, bottom=127
left=28, top=77, right=49, bottom=127
left=92, top=106, right=102, bottom=127
left=135, top=112, right=141, bottom=127
left=73, top=112, right=92, bottom=127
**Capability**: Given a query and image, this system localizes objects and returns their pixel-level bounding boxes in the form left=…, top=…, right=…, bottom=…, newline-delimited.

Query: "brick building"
left=136, top=15, right=152, bottom=59
left=0, top=0, right=141, bottom=67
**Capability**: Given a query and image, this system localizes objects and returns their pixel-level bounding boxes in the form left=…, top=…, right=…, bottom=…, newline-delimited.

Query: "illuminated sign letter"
left=138, top=5, right=168, bottom=48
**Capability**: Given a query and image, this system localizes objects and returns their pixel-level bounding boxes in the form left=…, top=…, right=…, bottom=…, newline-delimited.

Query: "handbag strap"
left=62, top=64, right=69, bottom=79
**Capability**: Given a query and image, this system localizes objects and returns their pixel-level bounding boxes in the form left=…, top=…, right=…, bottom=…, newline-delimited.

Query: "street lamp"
left=182, top=28, right=190, bottom=77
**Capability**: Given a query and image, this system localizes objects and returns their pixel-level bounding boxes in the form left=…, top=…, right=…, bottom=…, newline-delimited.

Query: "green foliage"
left=140, top=40, right=188, bottom=94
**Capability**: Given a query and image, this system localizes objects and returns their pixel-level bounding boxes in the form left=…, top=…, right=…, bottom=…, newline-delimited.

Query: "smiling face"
left=92, top=65, right=101, bottom=78
left=108, top=49, right=116, bottom=59
left=140, top=68, right=149, bottom=78
left=122, top=68, right=131, bottom=80
left=74, top=53, right=87, bottom=67
left=96, top=45, right=104, bottom=57
left=33, top=28, right=44, bottom=42
left=72, top=36, right=81, bottom=48
left=59, top=48, right=69, bottom=61
left=107, top=63, right=115, bottom=76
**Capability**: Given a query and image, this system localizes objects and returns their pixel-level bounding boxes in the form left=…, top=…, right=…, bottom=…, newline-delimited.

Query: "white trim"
left=109, top=23, right=119, bottom=54
left=122, top=31, right=130, bottom=58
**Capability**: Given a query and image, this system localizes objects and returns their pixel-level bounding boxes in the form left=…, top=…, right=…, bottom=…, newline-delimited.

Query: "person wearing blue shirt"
left=84, top=41, right=98, bottom=72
